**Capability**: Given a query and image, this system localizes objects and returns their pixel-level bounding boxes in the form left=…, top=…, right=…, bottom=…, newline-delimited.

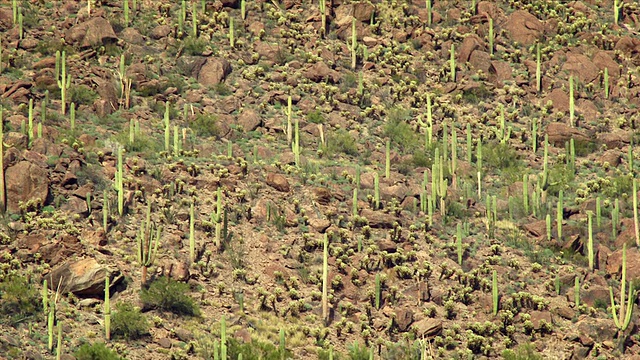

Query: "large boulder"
left=5, top=161, right=50, bottom=213
left=45, top=258, right=122, bottom=297
left=66, top=17, right=118, bottom=48
left=503, top=10, right=544, bottom=46
left=197, top=58, right=232, bottom=87
left=545, top=122, right=590, bottom=147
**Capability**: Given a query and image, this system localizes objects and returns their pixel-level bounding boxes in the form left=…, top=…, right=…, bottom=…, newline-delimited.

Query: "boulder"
left=412, top=318, right=443, bottom=337
left=266, top=173, right=290, bottom=192
left=5, top=161, right=50, bottom=213
left=503, top=10, right=544, bottom=46
left=45, top=258, right=122, bottom=297
left=197, top=58, right=232, bottom=87
left=237, top=109, right=262, bottom=132
left=304, top=62, right=338, bottom=83
left=66, top=17, right=118, bottom=48
left=360, top=209, right=397, bottom=229
left=562, top=53, right=600, bottom=83
left=545, top=122, right=590, bottom=147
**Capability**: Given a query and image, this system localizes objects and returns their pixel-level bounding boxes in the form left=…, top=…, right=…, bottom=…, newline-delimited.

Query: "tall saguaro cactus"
left=0, top=107, right=5, bottom=214
left=55, top=51, right=70, bottom=115
left=609, top=244, right=636, bottom=331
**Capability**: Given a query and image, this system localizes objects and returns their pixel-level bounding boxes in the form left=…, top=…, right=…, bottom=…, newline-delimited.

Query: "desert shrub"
left=325, top=129, right=358, bottom=157
left=183, top=36, right=208, bottom=56
left=462, top=84, right=492, bottom=104
left=214, top=82, right=232, bottom=96
left=484, top=141, right=520, bottom=170
left=502, top=343, right=542, bottom=360
left=140, top=276, right=201, bottom=316
left=601, top=172, right=633, bottom=198
left=340, top=72, right=358, bottom=91
left=68, top=85, right=99, bottom=106
left=347, top=341, right=370, bottom=360
left=111, top=302, right=149, bottom=340
left=410, top=149, right=433, bottom=168
left=190, top=114, right=220, bottom=138
left=0, top=275, right=41, bottom=326
left=197, top=335, right=291, bottom=360
left=384, top=108, right=420, bottom=152
left=573, top=138, right=598, bottom=157
left=307, top=110, right=326, bottom=124
left=228, top=337, right=291, bottom=360
left=546, top=163, right=575, bottom=197
left=318, top=348, right=345, bottom=360
left=74, top=342, right=124, bottom=360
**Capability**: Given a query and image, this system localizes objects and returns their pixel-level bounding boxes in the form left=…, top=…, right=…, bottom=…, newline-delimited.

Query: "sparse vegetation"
left=2, top=0, right=640, bottom=358
left=0, top=275, right=41, bottom=326
left=110, top=302, right=149, bottom=340
left=140, top=277, right=201, bottom=317
left=74, top=342, right=124, bottom=360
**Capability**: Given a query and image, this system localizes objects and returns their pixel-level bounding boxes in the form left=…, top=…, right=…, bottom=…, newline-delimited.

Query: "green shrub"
left=68, top=85, right=99, bottom=106
left=484, top=142, right=520, bottom=170
left=325, top=129, right=358, bottom=157
left=318, top=347, right=344, bottom=360
left=140, top=277, right=201, bottom=316
left=0, top=275, right=41, bottom=326
left=214, top=82, right=232, bottom=96
left=228, top=337, right=291, bottom=360
left=190, top=114, right=220, bottom=138
left=546, top=163, right=575, bottom=197
left=183, top=36, right=208, bottom=56
left=502, top=343, right=542, bottom=360
left=307, top=110, right=326, bottom=124
left=573, top=138, right=597, bottom=157
left=111, top=302, right=149, bottom=340
left=74, top=343, right=123, bottom=360
left=384, top=107, right=419, bottom=152
left=197, top=335, right=291, bottom=360
left=462, top=84, right=492, bottom=104
left=347, top=341, right=370, bottom=360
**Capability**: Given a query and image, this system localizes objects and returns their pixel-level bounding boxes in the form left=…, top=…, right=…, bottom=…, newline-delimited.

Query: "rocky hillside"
left=2, top=0, right=640, bottom=359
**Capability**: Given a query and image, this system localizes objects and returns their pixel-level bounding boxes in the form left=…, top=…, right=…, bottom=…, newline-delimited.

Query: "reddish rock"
left=412, top=318, right=442, bottom=337
left=360, top=209, right=397, bottom=229
left=606, top=247, right=640, bottom=280
left=489, top=61, right=513, bottom=84
left=304, top=62, right=338, bottom=83
left=197, top=58, right=232, bottom=88
left=503, top=10, right=544, bottom=46
left=45, top=258, right=122, bottom=297
left=545, top=122, right=590, bottom=147
left=597, top=130, right=631, bottom=149
left=150, top=25, right=172, bottom=39
left=266, top=173, right=290, bottom=192
left=395, top=308, right=414, bottom=332
left=458, top=35, right=484, bottom=63
left=562, top=53, right=600, bottom=83
left=66, top=17, right=118, bottom=48
left=237, top=109, right=262, bottom=132
left=5, top=161, right=50, bottom=213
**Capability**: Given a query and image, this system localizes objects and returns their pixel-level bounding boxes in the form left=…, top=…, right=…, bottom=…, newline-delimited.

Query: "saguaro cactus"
left=55, top=51, right=70, bottom=115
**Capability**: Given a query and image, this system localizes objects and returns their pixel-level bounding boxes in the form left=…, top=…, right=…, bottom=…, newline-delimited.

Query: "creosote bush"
left=307, top=110, right=326, bottom=124
left=190, top=113, right=220, bottom=138
left=140, top=276, right=201, bottom=316
left=111, top=302, right=149, bottom=340
left=68, top=85, right=98, bottom=106
left=0, top=274, right=41, bottom=326
left=384, top=108, right=419, bottom=152
left=324, top=129, right=358, bottom=157
left=74, top=342, right=124, bottom=360
left=502, top=343, right=542, bottom=360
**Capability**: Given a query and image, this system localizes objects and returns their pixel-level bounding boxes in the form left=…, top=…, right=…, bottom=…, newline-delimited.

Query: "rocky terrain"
left=1, top=0, right=640, bottom=359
